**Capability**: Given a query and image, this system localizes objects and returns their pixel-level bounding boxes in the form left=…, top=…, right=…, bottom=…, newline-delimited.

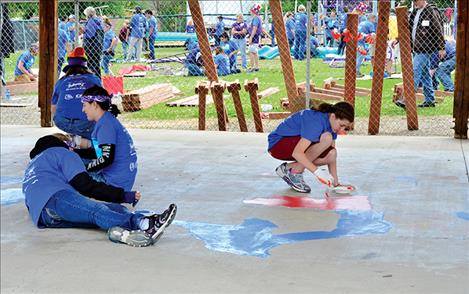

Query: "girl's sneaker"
left=107, top=227, right=155, bottom=247
left=144, top=204, right=177, bottom=242
left=275, top=163, right=311, bottom=193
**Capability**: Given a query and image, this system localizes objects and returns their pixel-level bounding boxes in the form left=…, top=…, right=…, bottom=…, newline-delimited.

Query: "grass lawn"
left=3, top=45, right=454, bottom=122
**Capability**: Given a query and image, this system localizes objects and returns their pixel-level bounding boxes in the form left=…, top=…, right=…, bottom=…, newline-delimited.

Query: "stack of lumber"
left=122, top=83, right=174, bottom=112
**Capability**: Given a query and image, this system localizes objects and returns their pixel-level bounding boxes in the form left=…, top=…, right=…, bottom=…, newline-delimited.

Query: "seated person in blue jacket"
left=213, top=46, right=231, bottom=76
left=23, top=133, right=177, bottom=247
left=14, top=43, right=39, bottom=82
left=184, top=38, right=204, bottom=76
left=219, top=32, right=240, bottom=74
left=74, top=86, right=138, bottom=191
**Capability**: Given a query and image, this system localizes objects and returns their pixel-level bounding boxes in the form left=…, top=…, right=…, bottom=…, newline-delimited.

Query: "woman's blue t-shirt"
left=23, top=147, right=86, bottom=226
left=51, top=73, right=102, bottom=120
left=103, top=30, right=116, bottom=53
left=14, top=51, right=35, bottom=76
left=214, top=54, right=230, bottom=76
left=91, top=112, right=138, bottom=191
left=267, top=109, right=337, bottom=150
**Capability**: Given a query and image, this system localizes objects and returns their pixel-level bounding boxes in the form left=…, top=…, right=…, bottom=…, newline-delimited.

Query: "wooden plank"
left=269, top=0, right=301, bottom=112
left=257, top=87, right=280, bottom=99
left=396, top=6, right=418, bottom=130
left=454, top=0, right=469, bottom=138
left=264, top=112, right=291, bottom=119
left=6, top=81, right=38, bottom=96
left=227, top=80, right=248, bottom=132
left=244, top=79, right=263, bottom=132
left=39, top=0, right=57, bottom=127
left=122, top=83, right=174, bottom=112
left=368, top=0, right=390, bottom=135
left=344, top=13, right=358, bottom=106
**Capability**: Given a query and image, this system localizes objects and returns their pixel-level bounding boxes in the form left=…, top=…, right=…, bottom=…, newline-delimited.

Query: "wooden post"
left=196, top=81, right=209, bottom=131
left=269, top=0, right=300, bottom=112
left=210, top=81, right=227, bottom=131
left=187, top=0, right=218, bottom=82
left=396, top=6, right=419, bottom=130
left=244, top=79, right=263, bottom=133
left=454, top=0, right=469, bottom=139
left=227, top=80, right=248, bottom=132
left=368, top=0, right=390, bottom=135
left=344, top=13, right=358, bottom=106
left=38, top=0, right=57, bottom=127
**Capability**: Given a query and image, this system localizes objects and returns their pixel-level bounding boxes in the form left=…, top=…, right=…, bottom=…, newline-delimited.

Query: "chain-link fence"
left=0, top=0, right=459, bottom=136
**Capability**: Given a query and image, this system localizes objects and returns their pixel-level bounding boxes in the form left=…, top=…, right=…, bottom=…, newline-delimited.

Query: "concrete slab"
left=1, top=125, right=468, bottom=294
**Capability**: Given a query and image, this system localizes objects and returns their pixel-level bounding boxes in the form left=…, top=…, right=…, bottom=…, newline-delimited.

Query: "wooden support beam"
left=227, top=80, right=248, bottom=132
left=39, top=0, right=57, bottom=127
left=344, top=13, right=358, bottom=106
left=368, top=0, right=390, bottom=135
left=210, top=81, right=227, bottom=131
left=269, top=0, right=301, bottom=112
left=244, top=79, right=263, bottom=132
left=396, top=6, right=419, bottom=130
left=196, top=81, right=209, bottom=130
left=454, top=0, right=469, bottom=138
left=187, top=0, right=218, bottom=82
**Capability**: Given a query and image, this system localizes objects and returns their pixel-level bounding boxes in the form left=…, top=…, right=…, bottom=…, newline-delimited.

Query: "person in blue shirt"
left=59, top=16, right=69, bottom=39
left=78, top=85, right=138, bottom=191
left=100, top=18, right=117, bottom=76
left=356, top=14, right=376, bottom=76
left=213, top=46, right=230, bottom=76
left=126, top=6, right=148, bottom=62
left=324, top=10, right=338, bottom=47
left=285, top=12, right=295, bottom=48
left=269, top=20, right=276, bottom=46
left=52, top=47, right=102, bottom=144
left=337, top=7, right=349, bottom=55
left=247, top=4, right=263, bottom=72
left=214, top=15, right=225, bottom=46
left=23, top=133, right=177, bottom=247
left=14, top=43, right=38, bottom=82
left=293, top=5, right=308, bottom=60
left=220, top=32, right=240, bottom=74
left=145, top=10, right=158, bottom=60
left=184, top=39, right=204, bottom=76
left=310, top=35, right=320, bottom=57
left=57, top=28, right=70, bottom=75
left=186, top=19, right=195, bottom=33
left=268, top=101, right=354, bottom=193
left=433, top=40, right=456, bottom=92
left=82, top=6, right=103, bottom=78
left=66, top=15, right=76, bottom=46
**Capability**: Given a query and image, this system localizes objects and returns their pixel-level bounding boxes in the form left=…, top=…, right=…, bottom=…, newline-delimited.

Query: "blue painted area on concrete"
left=1, top=176, right=23, bottom=186
left=1, top=188, right=24, bottom=205
left=175, top=210, right=392, bottom=258
left=456, top=211, right=469, bottom=221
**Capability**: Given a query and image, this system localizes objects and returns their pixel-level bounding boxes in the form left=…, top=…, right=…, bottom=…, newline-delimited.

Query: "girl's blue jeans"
left=40, top=189, right=144, bottom=231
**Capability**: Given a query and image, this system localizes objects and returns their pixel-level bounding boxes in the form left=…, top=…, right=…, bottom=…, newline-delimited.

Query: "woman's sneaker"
left=107, top=227, right=154, bottom=247
left=275, top=162, right=311, bottom=193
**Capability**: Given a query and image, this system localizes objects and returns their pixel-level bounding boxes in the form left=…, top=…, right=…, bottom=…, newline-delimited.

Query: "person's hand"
left=438, top=49, right=446, bottom=60
left=313, top=168, right=334, bottom=187
left=135, top=191, right=141, bottom=201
